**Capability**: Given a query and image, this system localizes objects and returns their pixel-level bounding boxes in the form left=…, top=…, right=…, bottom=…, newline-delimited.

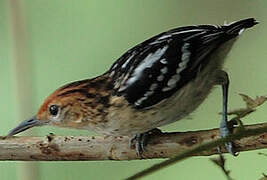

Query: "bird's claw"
left=220, top=119, right=239, bottom=156
left=130, top=129, right=162, bottom=158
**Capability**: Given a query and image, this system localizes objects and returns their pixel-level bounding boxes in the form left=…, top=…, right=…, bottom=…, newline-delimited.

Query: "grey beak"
left=7, top=116, right=42, bottom=136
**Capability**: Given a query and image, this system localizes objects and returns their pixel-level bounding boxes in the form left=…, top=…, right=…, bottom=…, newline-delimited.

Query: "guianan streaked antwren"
left=8, top=18, right=258, bottom=156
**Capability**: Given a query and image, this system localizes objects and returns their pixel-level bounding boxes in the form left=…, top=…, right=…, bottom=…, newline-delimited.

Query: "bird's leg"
left=214, top=70, right=238, bottom=156
left=130, top=128, right=162, bottom=158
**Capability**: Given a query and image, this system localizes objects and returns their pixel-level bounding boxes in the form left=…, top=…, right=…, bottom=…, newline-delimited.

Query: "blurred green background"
left=0, top=0, right=267, bottom=179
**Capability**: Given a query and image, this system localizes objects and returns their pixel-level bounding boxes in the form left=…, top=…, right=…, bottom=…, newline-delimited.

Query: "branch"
left=0, top=122, right=266, bottom=161
left=126, top=123, right=267, bottom=180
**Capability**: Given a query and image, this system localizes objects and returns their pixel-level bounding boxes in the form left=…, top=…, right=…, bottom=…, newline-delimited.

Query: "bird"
left=7, top=18, right=258, bottom=156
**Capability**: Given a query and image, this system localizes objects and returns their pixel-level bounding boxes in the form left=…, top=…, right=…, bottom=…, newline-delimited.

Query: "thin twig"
left=211, top=154, right=233, bottom=180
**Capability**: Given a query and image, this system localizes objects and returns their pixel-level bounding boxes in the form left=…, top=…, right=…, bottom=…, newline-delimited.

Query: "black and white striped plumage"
left=109, top=18, right=257, bottom=109
left=6, top=18, right=258, bottom=157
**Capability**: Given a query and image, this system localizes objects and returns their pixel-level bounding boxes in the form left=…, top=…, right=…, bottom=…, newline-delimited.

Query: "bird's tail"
left=223, top=18, right=258, bottom=35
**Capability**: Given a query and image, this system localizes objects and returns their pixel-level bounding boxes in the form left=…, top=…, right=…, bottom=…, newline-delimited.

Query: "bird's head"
left=7, top=81, right=90, bottom=136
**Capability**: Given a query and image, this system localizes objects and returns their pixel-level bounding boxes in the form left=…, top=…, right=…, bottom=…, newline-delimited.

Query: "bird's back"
left=108, top=18, right=257, bottom=109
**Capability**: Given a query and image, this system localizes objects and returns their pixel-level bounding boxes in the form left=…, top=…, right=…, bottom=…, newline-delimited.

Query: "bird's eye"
left=49, top=105, right=60, bottom=116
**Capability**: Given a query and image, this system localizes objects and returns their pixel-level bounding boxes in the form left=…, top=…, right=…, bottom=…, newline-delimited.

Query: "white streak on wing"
left=150, top=29, right=205, bottom=45
left=149, top=35, right=171, bottom=45
left=157, top=34, right=171, bottom=40
left=224, top=20, right=236, bottom=26
left=162, top=86, right=173, bottom=92
left=125, top=46, right=168, bottom=87
left=135, top=96, right=147, bottom=106
left=122, top=54, right=134, bottom=69
left=160, top=67, right=168, bottom=74
left=223, top=20, right=246, bottom=34
left=150, top=83, right=158, bottom=91
left=157, top=75, right=164, bottom=81
left=155, top=63, right=169, bottom=83
left=202, top=31, right=222, bottom=38
left=156, top=64, right=169, bottom=82
left=176, top=42, right=191, bottom=74
left=176, top=67, right=183, bottom=74
left=181, top=43, right=191, bottom=62
left=160, top=58, right=167, bottom=64
left=109, top=70, right=115, bottom=77
left=238, top=28, right=245, bottom=35
left=179, top=61, right=187, bottom=68
left=111, top=63, right=118, bottom=70
left=114, top=82, right=120, bottom=89
left=202, top=32, right=223, bottom=44
left=162, top=70, right=181, bottom=92
left=117, top=73, right=130, bottom=91
left=163, top=43, right=191, bottom=92
left=167, top=74, right=180, bottom=86
left=149, top=41, right=161, bottom=45
left=182, top=42, right=190, bottom=52
left=183, top=31, right=206, bottom=41
left=181, top=54, right=189, bottom=63
left=171, top=29, right=204, bottom=35
left=134, top=83, right=158, bottom=106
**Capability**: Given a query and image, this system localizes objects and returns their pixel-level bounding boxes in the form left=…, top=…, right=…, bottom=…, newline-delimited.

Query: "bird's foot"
left=219, top=118, right=239, bottom=156
left=130, top=128, right=162, bottom=158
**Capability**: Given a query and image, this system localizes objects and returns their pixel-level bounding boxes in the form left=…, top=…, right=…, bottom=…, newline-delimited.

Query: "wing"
left=108, top=18, right=256, bottom=109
